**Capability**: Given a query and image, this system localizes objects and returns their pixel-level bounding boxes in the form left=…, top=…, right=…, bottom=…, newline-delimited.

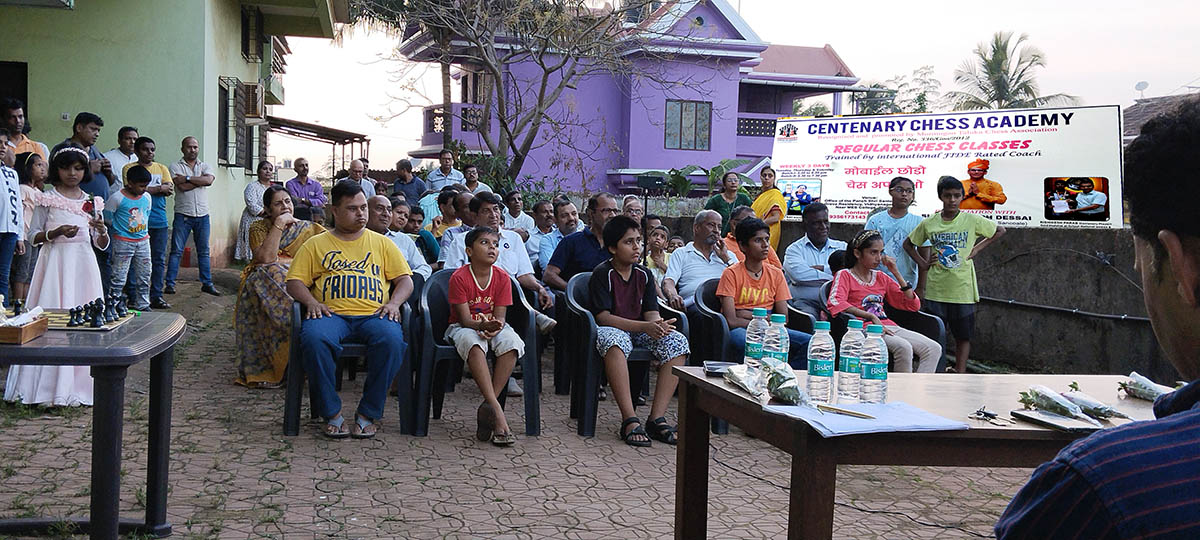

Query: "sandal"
left=491, top=431, right=516, bottom=447
left=476, top=402, right=494, bottom=442
left=646, top=417, right=678, bottom=445
left=350, top=415, right=378, bottom=439
left=619, top=417, right=651, bottom=447
left=323, top=415, right=350, bottom=439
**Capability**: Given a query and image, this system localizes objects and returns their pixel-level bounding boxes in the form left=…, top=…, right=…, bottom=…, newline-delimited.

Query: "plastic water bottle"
left=837, top=319, right=865, bottom=403
left=743, top=308, right=770, bottom=392
left=805, top=321, right=835, bottom=403
left=860, top=324, right=889, bottom=403
left=764, top=314, right=791, bottom=366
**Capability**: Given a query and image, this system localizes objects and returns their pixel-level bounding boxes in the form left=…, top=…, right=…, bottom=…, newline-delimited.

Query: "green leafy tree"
left=699, top=158, right=751, bottom=196
left=793, top=99, right=831, bottom=117
left=850, top=83, right=899, bottom=115
left=947, top=32, right=1079, bottom=110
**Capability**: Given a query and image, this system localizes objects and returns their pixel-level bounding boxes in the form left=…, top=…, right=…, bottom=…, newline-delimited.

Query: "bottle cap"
left=866, top=324, right=884, bottom=334
left=752, top=307, right=769, bottom=317
left=814, top=321, right=830, bottom=331
left=769, top=313, right=786, bottom=323
left=848, top=319, right=864, bottom=329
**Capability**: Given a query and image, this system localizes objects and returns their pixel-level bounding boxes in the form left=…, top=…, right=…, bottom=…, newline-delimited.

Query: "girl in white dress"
left=4, top=146, right=110, bottom=406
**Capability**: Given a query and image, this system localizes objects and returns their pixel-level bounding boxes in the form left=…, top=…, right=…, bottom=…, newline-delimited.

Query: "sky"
left=270, top=0, right=1200, bottom=172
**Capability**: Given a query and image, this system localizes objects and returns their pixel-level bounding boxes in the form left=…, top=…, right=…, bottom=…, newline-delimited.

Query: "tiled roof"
left=753, top=44, right=854, bottom=78
left=1123, top=93, right=1199, bottom=139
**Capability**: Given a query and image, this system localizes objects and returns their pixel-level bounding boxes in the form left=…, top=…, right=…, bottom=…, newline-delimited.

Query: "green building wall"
left=1, top=0, right=268, bottom=266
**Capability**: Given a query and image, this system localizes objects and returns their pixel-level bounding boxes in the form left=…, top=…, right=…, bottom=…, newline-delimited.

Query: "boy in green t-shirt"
left=903, top=176, right=1005, bottom=373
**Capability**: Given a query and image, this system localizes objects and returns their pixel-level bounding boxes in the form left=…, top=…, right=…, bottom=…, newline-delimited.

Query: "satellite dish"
left=1134, top=81, right=1149, bottom=91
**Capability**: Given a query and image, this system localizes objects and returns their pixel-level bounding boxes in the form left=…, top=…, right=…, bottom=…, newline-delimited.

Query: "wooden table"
left=672, top=367, right=1156, bottom=540
left=0, top=312, right=186, bottom=539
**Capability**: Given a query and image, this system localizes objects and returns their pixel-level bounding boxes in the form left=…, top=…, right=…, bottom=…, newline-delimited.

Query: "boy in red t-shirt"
left=446, top=226, right=526, bottom=446
left=717, top=217, right=811, bottom=367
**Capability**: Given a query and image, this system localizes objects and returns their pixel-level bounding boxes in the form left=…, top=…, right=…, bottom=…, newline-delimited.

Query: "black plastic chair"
left=283, top=273, right=423, bottom=436
left=820, top=276, right=948, bottom=372
left=415, top=269, right=541, bottom=436
left=563, top=271, right=689, bottom=437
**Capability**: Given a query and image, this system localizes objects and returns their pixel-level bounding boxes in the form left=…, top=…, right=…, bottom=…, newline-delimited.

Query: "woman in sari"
left=751, top=166, right=786, bottom=250
left=234, top=185, right=325, bottom=388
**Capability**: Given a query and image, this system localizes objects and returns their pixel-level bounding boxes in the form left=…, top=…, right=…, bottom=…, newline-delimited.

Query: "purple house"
left=400, top=0, right=866, bottom=192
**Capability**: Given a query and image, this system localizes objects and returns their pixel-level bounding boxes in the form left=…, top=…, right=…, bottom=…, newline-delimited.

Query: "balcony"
left=735, top=112, right=781, bottom=162
left=412, top=103, right=496, bottom=158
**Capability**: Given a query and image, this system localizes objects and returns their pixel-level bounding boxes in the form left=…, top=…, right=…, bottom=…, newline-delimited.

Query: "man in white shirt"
left=1066, top=178, right=1108, bottom=221
left=538, top=199, right=579, bottom=271
left=345, top=159, right=375, bottom=199
left=426, top=149, right=465, bottom=190
left=782, top=202, right=847, bottom=317
left=366, top=195, right=432, bottom=279
left=525, top=200, right=554, bottom=270
left=502, top=190, right=535, bottom=241
left=102, top=127, right=139, bottom=192
left=662, top=210, right=739, bottom=311
left=166, top=136, right=220, bottom=296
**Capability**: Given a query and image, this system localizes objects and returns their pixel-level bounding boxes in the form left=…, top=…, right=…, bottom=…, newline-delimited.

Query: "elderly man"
left=345, top=159, right=375, bottom=199
left=783, top=202, right=847, bottom=317
left=662, top=209, right=739, bottom=311
left=427, top=149, right=465, bottom=190
left=543, top=193, right=619, bottom=291
left=959, top=158, right=1007, bottom=210
left=526, top=200, right=555, bottom=270
left=165, top=136, right=220, bottom=296
left=2, top=99, right=48, bottom=159
left=995, top=98, right=1200, bottom=539
left=286, top=157, right=327, bottom=221
left=538, top=199, right=579, bottom=272
left=366, top=195, right=431, bottom=279
left=723, top=205, right=782, bottom=268
left=622, top=195, right=644, bottom=222
left=391, top=159, right=426, bottom=203
left=102, top=127, right=139, bottom=192
left=503, top=191, right=534, bottom=241
left=286, top=181, right=413, bottom=439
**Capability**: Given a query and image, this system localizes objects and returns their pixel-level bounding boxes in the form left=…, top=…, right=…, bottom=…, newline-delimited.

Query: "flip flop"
left=351, top=415, right=378, bottom=439
left=323, top=415, right=350, bottom=439
left=492, top=431, right=516, bottom=447
left=476, top=402, right=494, bottom=442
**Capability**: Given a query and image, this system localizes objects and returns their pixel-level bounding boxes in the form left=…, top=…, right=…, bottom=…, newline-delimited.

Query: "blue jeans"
left=166, top=214, right=212, bottom=287
left=299, top=314, right=407, bottom=420
left=149, top=227, right=169, bottom=299
left=729, top=326, right=813, bottom=369
left=110, top=239, right=151, bottom=309
left=0, top=232, right=16, bottom=305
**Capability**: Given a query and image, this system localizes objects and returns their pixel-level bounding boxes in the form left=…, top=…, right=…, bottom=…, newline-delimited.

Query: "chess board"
left=4, top=308, right=135, bottom=332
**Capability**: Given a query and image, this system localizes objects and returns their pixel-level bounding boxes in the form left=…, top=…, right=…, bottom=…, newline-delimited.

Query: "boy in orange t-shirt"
left=716, top=217, right=812, bottom=368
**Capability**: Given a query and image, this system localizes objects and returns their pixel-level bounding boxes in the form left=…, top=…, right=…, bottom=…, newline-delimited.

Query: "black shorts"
left=923, top=299, right=976, bottom=341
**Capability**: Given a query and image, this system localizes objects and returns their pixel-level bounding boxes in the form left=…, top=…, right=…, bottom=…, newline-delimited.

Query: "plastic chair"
left=415, top=269, right=541, bottom=437
left=563, top=271, right=689, bottom=437
left=820, top=276, right=948, bottom=372
left=283, top=273, right=423, bottom=436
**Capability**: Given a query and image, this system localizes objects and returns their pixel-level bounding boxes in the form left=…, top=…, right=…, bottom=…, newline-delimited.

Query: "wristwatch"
left=900, top=283, right=913, bottom=292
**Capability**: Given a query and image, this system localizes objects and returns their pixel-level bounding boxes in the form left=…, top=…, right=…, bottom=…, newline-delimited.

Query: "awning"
left=266, top=115, right=369, bottom=145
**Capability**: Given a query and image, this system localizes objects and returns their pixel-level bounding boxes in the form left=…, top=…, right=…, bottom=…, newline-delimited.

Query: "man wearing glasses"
left=865, top=176, right=930, bottom=295
left=959, top=158, right=1007, bottom=210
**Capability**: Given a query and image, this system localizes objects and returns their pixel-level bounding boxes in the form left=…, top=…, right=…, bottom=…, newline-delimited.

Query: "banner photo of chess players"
left=769, top=105, right=1123, bottom=230
left=779, top=178, right=821, bottom=219
left=1043, top=177, right=1111, bottom=222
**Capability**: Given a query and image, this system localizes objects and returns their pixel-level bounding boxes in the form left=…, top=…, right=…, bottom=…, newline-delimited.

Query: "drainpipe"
left=831, top=92, right=842, bottom=116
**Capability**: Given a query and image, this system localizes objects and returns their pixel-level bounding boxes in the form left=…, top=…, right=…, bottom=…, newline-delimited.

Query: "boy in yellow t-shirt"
left=286, top=180, right=414, bottom=439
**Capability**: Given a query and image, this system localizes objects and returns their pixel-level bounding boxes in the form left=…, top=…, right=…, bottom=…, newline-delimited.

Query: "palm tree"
left=947, top=32, right=1079, bottom=110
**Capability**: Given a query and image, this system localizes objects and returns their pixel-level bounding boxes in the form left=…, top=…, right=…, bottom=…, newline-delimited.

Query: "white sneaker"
left=506, top=377, right=524, bottom=397
left=535, top=312, right=557, bottom=334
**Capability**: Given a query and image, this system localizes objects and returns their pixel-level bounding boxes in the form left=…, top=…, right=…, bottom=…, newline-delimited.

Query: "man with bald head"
left=366, top=195, right=431, bottom=279
left=662, top=209, right=739, bottom=311
left=166, top=136, right=220, bottom=295
left=346, top=159, right=376, bottom=199
left=959, top=158, right=1007, bottom=210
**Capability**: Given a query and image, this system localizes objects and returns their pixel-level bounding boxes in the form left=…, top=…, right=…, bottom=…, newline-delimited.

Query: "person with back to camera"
left=828, top=230, right=941, bottom=373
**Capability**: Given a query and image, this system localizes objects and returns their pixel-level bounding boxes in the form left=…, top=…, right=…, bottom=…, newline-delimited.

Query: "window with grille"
left=665, top=99, right=711, bottom=151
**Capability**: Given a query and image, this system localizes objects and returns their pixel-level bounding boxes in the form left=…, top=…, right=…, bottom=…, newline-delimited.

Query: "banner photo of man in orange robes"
left=959, top=159, right=1008, bottom=210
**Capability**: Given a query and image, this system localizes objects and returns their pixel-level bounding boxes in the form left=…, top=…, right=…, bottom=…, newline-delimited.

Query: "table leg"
left=90, top=365, right=127, bottom=540
left=789, top=430, right=836, bottom=540
left=145, top=347, right=175, bottom=537
left=675, top=380, right=711, bottom=539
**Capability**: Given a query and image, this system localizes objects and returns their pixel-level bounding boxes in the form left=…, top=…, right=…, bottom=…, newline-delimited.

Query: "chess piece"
left=90, top=301, right=105, bottom=328
left=68, top=306, right=83, bottom=327
left=11, top=299, right=24, bottom=316
left=116, top=296, right=128, bottom=318
left=103, top=294, right=117, bottom=323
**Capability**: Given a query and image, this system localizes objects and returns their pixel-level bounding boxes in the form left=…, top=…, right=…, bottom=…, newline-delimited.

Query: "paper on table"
left=763, top=401, right=970, bottom=438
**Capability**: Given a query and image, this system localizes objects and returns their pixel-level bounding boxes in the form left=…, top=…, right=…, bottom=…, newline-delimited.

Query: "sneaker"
left=150, top=298, right=171, bottom=309
left=201, top=284, right=221, bottom=296
left=163, top=285, right=176, bottom=295
left=505, top=377, right=523, bottom=397
left=535, top=312, right=557, bottom=334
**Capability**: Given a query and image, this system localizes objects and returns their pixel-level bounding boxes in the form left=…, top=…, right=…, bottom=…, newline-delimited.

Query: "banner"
left=769, top=105, right=1123, bottom=229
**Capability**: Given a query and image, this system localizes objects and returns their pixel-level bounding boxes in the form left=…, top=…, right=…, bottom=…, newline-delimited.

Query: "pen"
left=816, top=403, right=876, bottom=419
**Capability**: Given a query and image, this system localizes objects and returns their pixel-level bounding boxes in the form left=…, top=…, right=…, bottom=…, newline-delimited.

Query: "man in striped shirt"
left=996, top=97, right=1200, bottom=539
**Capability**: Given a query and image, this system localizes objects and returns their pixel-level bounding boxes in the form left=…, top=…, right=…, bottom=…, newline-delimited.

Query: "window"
left=218, top=76, right=249, bottom=167
left=665, top=99, right=711, bottom=151
left=242, top=7, right=264, bottom=62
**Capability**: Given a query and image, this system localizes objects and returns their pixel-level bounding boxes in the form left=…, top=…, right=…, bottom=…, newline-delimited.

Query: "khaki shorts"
left=445, top=323, right=525, bottom=362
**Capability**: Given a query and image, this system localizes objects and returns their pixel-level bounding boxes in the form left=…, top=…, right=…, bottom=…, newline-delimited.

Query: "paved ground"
left=0, top=268, right=1033, bottom=539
